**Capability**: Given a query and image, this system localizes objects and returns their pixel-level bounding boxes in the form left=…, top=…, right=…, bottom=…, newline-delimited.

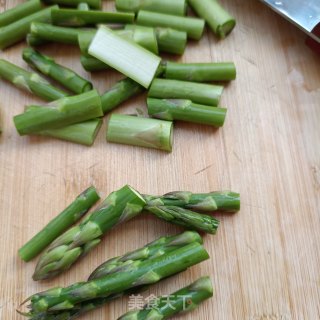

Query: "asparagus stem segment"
left=23, top=48, right=93, bottom=94
left=0, top=59, right=68, bottom=101
left=148, top=79, right=224, bottom=106
left=148, top=98, right=227, bottom=127
left=14, top=90, right=103, bottom=136
left=32, top=185, right=146, bottom=280
left=0, top=0, right=43, bottom=28
left=107, top=114, right=173, bottom=152
left=188, top=0, right=236, bottom=38
left=155, top=27, right=187, bottom=55
left=28, top=241, right=209, bottom=313
left=42, top=0, right=102, bottom=9
left=146, top=206, right=220, bottom=234
left=89, top=26, right=161, bottom=88
left=80, top=54, right=109, bottom=72
left=136, top=10, right=205, bottom=40
left=119, top=277, right=213, bottom=319
left=101, top=78, right=144, bottom=114
left=77, top=3, right=90, bottom=10
left=37, top=118, right=103, bottom=146
left=0, top=5, right=58, bottom=50
left=116, top=0, right=187, bottom=16
left=18, top=187, right=100, bottom=262
left=30, top=22, right=88, bottom=45
left=144, top=191, right=241, bottom=212
left=163, top=61, right=237, bottom=82
left=51, top=8, right=135, bottom=27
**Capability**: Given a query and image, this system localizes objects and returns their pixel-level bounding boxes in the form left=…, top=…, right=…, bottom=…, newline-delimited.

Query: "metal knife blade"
left=260, top=0, right=320, bottom=43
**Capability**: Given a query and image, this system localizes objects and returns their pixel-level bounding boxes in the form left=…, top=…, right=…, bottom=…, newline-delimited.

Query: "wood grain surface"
left=0, top=1, right=319, bottom=319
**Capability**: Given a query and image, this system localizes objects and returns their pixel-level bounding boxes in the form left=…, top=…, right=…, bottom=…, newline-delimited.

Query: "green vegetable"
left=155, top=27, right=187, bottom=55
left=80, top=55, right=109, bottom=72
left=42, top=0, right=102, bottom=9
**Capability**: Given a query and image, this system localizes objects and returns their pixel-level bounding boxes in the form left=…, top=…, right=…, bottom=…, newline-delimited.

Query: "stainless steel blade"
left=261, top=0, right=320, bottom=43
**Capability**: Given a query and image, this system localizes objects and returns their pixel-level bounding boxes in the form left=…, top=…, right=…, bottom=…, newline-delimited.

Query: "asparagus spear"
left=26, top=241, right=209, bottom=313
left=42, top=0, right=102, bottom=9
left=36, top=118, right=103, bottom=146
left=155, top=27, right=187, bottom=55
left=80, top=55, right=109, bottom=72
left=14, top=90, right=103, bottom=136
left=0, top=59, right=68, bottom=101
left=148, top=79, right=224, bottom=106
left=0, top=5, right=58, bottom=50
left=144, top=191, right=240, bottom=212
left=101, top=78, right=144, bottom=114
left=145, top=206, right=220, bottom=234
left=188, top=0, right=236, bottom=38
left=119, top=277, right=213, bottom=319
left=32, top=185, right=146, bottom=280
left=147, top=98, right=227, bottom=127
left=107, top=114, right=173, bottom=152
left=51, top=8, right=135, bottom=27
left=116, top=0, right=187, bottom=16
left=136, top=10, right=205, bottom=40
left=163, top=61, right=237, bottom=82
left=18, top=187, right=100, bottom=262
left=89, top=26, right=161, bottom=88
left=22, top=48, right=93, bottom=94
left=0, top=0, right=43, bottom=28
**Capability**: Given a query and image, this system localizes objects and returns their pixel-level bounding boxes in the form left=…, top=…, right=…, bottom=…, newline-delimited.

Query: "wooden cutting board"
left=0, top=0, right=319, bottom=319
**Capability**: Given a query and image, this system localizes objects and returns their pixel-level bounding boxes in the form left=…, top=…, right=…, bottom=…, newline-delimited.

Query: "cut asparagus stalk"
left=80, top=54, right=109, bottom=72
left=27, top=241, right=209, bottom=313
left=89, top=26, right=161, bottom=88
left=42, top=0, right=101, bottom=9
left=163, top=61, right=237, bottom=82
left=119, top=277, right=213, bottom=320
left=32, top=185, right=146, bottom=280
left=155, top=27, right=187, bottom=55
left=18, top=186, right=100, bottom=262
left=188, top=0, right=236, bottom=38
left=136, top=10, right=205, bottom=40
left=0, top=0, right=43, bottom=28
left=148, top=79, right=224, bottom=106
left=51, top=8, right=135, bottom=27
left=30, top=22, right=90, bottom=45
left=0, top=59, right=68, bottom=101
left=107, top=114, right=173, bottom=152
left=101, top=78, right=144, bottom=114
left=26, top=33, right=47, bottom=47
left=14, top=90, right=103, bottom=135
left=77, top=3, right=90, bottom=10
left=116, top=0, right=187, bottom=16
left=144, top=191, right=241, bottom=212
left=145, top=206, right=220, bottom=234
left=0, top=5, right=58, bottom=50
left=37, top=118, right=103, bottom=146
left=148, top=98, right=227, bottom=127
left=23, top=48, right=93, bottom=94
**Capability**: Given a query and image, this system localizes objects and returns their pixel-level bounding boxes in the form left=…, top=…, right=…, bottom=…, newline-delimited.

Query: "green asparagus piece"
left=136, top=10, right=205, bottom=40
left=80, top=55, right=109, bottom=72
left=107, top=114, right=173, bottom=152
left=155, top=27, right=187, bottom=55
left=163, top=61, right=237, bottom=82
left=0, top=59, right=68, bottom=101
left=148, top=79, right=223, bottom=106
left=23, top=48, right=93, bottom=94
left=14, top=90, right=103, bottom=136
left=37, top=118, right=102, bottom=146
left=0, top=0, right=43, bottom=28
left=144, top=191, right=240, bottom=212
left=116, top=0, right=187, bottom=16
left=101, top=78, right=144, bottom=114
left=145, top=206, right=219, bottom=234
left=27, top=241, right=209, bottom=313
left=119, top=277, right=213, bottom=319
left=148, top=98, right=227, bottom=127
left=42, top=0, right=101, bottom=9
left=32, top=185, right=146, bottom=280
left=18, top=187, right=100, bottom=262
left=188, top=0, right=236, bottom=38
left=0, top=5, right=58, bottom=50
left=26, top=33, right=47, bottom=47
left=77, top=3, right=90, bottom=10
left=51, top=8, right=135, bottom=27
